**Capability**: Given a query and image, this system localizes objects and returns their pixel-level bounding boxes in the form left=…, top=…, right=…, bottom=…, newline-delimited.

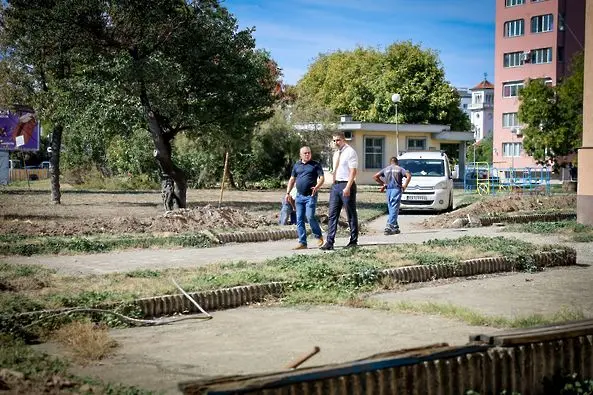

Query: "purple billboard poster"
left=0, top=109, right=41, bottom=152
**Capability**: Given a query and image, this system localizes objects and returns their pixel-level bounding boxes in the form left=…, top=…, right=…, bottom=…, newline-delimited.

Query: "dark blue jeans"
left=325, top=182, right=358, bottom=246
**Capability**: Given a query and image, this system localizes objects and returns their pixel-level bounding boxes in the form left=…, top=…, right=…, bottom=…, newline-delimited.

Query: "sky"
left=223, top=0, right=495, bottom=89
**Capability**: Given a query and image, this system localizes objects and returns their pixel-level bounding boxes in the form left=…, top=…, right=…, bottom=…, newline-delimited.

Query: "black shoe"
left=319, top=243, right=334, bottom=251
left=344, top=242, right=358, bottom=249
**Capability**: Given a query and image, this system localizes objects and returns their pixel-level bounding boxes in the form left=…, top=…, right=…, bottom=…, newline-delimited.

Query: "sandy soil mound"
left=423, top=194, right=577, bottom=229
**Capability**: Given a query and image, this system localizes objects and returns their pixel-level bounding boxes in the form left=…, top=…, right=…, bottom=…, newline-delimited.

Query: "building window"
left=502, top=113, right=519, bottom=128
left=407, top=138, right=426, bottom=151
left=505, top=0, right=525, bottom=7
left=531, top=47, right=552, bottom=64
left=504, top=19, right=524, bottom=37
left=503, top=142, right=523, bottom=157
left=503, top=81, right=524, bottom=98
left=504, top=51, right=523, bottom=67
left=531, top=14, right=553, bottom=33
left=473, top=93, right=482, bottom=104
left=364, top=137, right=384, bottom=169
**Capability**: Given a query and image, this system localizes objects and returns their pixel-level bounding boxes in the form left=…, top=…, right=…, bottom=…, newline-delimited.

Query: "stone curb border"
left=216, top=229, right=298, bottom=244
left=479, top=212, right=576, bottom=226
left=380, top=249, right=575, bottom=283
left=133, top=249, right=576, bottom=318
left=135, top=282, right=286, bottom=318
left=213, top=213, right=384, bottom=244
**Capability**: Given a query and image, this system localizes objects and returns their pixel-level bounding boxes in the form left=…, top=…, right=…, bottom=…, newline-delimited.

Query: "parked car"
left=397, top=151, right=455, bottom=212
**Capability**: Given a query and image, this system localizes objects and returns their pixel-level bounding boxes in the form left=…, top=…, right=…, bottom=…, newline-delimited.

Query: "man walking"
left=286, top=146, right=325, bottom=249
left=320, top=132, right=359, bottom=250
left=373, top=156, right=411, bottom=235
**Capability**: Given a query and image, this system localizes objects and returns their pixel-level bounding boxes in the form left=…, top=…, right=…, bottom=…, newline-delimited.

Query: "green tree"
left=296, top=41, right=471, bottom=131
left=0, top=0, right=90, bottom=203
left=466, top=136, right=493, bottom=164
left=518, top=53, right=583, bottom=164
left=2, top=0, right=278, bottom=209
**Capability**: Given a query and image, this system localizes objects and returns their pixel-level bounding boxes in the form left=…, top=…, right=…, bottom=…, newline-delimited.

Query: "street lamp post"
left=391, top=93, right=401, bottom=156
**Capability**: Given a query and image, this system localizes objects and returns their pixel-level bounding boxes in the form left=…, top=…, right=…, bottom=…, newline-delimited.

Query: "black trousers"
left=325, top=182, right=358, bottom=246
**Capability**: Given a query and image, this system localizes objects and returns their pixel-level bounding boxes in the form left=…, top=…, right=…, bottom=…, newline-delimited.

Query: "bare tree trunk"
left=49, top=124, right=63, bottom=204
left=138, top=82, right=187, bottom=210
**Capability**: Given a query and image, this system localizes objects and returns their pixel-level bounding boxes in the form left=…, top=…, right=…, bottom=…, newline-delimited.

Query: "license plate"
left=404, top=194, right=428, bottom=201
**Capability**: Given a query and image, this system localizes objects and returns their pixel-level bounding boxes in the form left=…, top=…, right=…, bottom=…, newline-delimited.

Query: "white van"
left=397, top=151, right=455, bottom=212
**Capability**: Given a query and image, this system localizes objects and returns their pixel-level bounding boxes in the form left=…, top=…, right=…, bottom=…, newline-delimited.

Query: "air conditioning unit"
left=343, top=130, right=353, bottom=140
left=513, top=127, right=523, bottom=136
left=521, top=51, right=531, bottom=62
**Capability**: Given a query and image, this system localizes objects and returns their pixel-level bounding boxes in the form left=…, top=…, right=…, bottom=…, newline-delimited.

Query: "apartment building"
left=493, top=0, right=586, bottom=169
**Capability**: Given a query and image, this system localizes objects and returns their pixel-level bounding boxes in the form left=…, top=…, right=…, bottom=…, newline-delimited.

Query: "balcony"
left=469, top=102, right=493, bottom=110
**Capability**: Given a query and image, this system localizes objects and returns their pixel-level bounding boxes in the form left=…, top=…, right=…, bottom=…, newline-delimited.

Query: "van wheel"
left=445, top=194, right=453, bottom=212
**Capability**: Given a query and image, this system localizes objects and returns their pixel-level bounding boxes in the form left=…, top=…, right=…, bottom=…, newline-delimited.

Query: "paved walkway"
left=3, top=223, right=501, bottom=275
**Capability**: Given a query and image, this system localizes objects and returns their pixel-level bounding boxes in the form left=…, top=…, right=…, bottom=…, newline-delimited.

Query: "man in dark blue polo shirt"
left=286, top=146, right=325, bottom=249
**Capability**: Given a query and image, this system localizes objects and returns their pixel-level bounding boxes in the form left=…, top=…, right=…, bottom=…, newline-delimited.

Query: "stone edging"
left=216, top=229, right=297, bottom=244
left=479, top=212, right=576, bottom=226
left=380, top=249, right=575, bottom=283
left=135, top=282, right=285, bottom=318
left=133, top=249, right=575, bottom=318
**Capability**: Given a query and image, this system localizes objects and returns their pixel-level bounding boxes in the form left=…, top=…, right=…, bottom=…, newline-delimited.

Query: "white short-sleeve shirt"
left=333, top=145, right=358, bottom=181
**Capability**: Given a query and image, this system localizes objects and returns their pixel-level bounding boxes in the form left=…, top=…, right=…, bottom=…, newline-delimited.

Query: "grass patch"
left=52, top=320, right=118, bottom=362
left=504, top=220, right=593, bottom=242
left=365, top=300, right=586, bottom=329
left=0, top=233, right=212, bottom=256
left=0, top=335, right=153, bottom=394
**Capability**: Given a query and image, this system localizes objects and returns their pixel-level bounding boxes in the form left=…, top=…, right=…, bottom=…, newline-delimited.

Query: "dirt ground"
left=0, top=187, right=576, bottom=236
left=422, top=194, right=577, bottom=228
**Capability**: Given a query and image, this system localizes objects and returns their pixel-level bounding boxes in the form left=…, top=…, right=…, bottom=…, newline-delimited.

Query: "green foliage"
left=518, top=53, right=583, bottom=164
left=467, top=136, right=493, bottom=163
left=106, top=128, right=160, bottom=179
left=2, top=0, right=279, bottom=206
left=125, top=270, right=161, bottom=278
left=0, top=234, right=211, bottom=256
left=504, top=220, right=593, bottom=243
left=297, top=41, right=471, bottom=131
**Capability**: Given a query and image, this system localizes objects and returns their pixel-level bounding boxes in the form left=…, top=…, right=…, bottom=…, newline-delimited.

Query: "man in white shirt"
left=320, top=131, right=359, bottom=250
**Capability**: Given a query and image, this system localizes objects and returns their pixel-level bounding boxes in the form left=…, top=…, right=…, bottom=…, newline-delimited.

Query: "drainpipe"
left=578, top=0, right=593, bottom=225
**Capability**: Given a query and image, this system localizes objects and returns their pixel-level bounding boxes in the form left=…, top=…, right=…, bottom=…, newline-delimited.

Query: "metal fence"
left=464, top=162, right=551, bottom=195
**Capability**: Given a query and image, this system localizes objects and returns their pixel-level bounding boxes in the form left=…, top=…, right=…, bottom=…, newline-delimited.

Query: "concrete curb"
left=135, top=282, right=285, bottom=318
left=216, top=229, right=298, bottom=244
left=479, top=212, right=576, bottom=226
left=380, top=249, right=576, bottom=283
left=133, top=249, right=576, bottom=318
left=213, top=213, right=384, bottom=245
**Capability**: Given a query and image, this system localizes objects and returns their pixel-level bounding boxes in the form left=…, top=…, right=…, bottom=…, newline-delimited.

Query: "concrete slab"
left=36, top=305, right=487, bottom=394
left=372, top=264, right=593, bottom=319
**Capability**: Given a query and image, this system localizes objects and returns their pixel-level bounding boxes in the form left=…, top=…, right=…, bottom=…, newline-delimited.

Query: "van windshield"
left=399, top=159, right=445, bottom=177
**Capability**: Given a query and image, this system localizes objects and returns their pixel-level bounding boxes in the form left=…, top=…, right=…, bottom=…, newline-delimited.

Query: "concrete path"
left=1, top=220, right=503, bottom=275
left=36, top=305, right=489, bottom=394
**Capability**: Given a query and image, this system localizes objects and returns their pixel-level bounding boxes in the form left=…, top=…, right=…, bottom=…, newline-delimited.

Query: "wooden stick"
left=285, top=346, right=320, bottom=369
left=218, top=151, right=229, bottom=209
